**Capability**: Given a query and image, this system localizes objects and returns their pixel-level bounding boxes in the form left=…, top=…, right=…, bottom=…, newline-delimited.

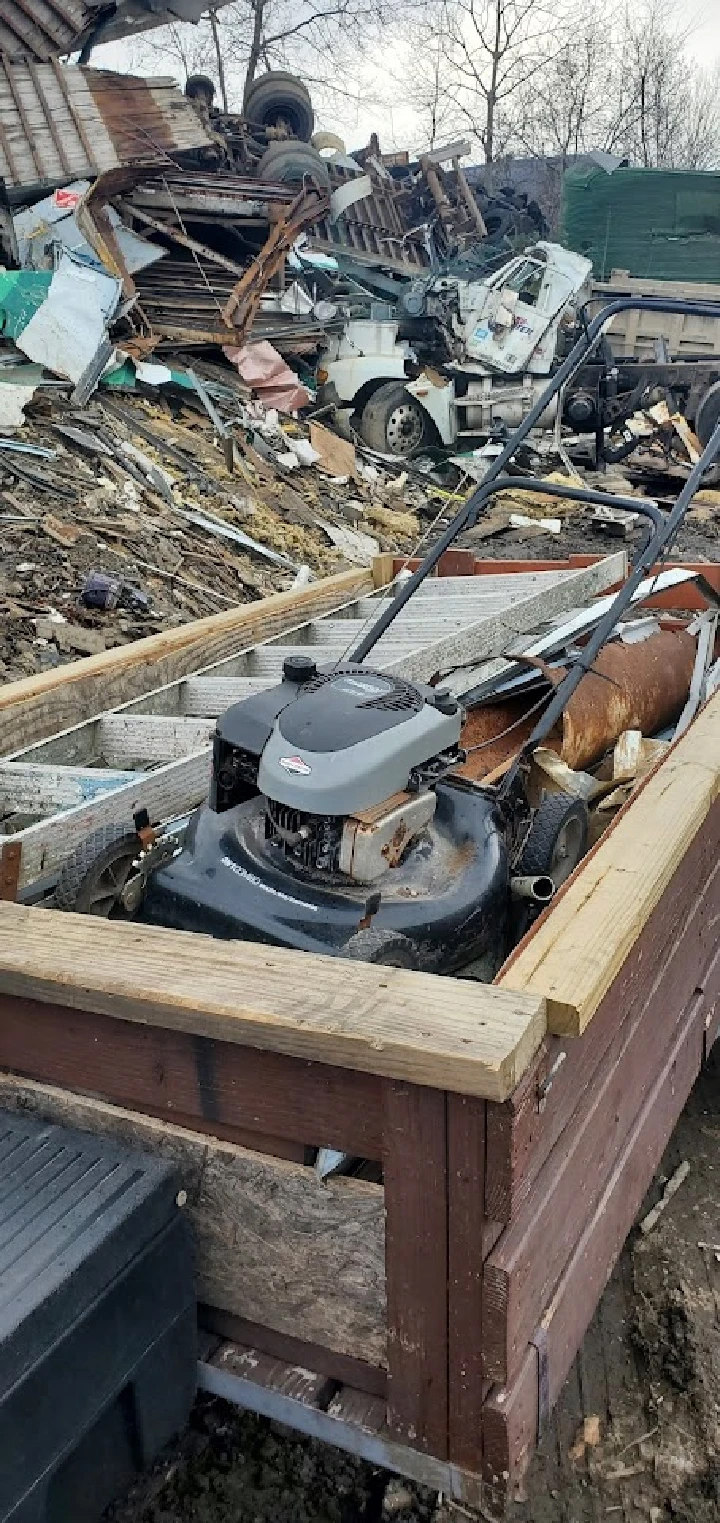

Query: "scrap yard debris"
left=0, top=48, right=719, bottom=681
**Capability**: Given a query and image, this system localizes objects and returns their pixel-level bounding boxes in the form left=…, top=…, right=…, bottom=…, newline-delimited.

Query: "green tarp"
left=0, top=271, right=52, bottom=338
left=562, top=165, right=720, bottom=284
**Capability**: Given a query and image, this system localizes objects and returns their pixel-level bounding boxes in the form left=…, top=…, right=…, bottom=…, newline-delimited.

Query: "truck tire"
left=517, top=794, right=588, bottom=888
left=244, top=71, right=314, bottom=141
left=360, top=382, right=437, bottom=456
left=695, top=380, right=720, bottom=449
left=256, top=139, right=330, bottom=190
left=342, top=927, right=417, bottom=967
left=54, top=824, right=141, bottom=916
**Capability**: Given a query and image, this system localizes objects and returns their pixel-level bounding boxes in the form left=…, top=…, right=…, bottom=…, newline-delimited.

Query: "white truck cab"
left=319, top=242, right=593, bottom=455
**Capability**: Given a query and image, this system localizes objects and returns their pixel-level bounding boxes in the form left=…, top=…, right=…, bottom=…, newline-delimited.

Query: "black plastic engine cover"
left=140, top=781, right=510, bottom=975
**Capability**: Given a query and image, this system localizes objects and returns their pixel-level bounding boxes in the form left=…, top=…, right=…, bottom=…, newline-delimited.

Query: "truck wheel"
left=360, top=382, right=437, bottom=456
left=695, top=380, right=720, bottom=449
left=54, top=824, right=141, bottom=917
left=256, top=139, right=330, bottom=190
left=518, top=794, right=588, bottom=889
left=342, top=927, right=417, bottom=967
left=244, top=71, right=314, bottom=141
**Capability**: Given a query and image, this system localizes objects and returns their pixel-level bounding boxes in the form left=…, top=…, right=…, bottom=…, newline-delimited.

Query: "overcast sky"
left=688, top=3, right=720, bottom=57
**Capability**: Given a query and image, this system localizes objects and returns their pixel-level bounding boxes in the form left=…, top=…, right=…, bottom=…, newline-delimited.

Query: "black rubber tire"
left=244, top=71, right=314, bottom=141
left=256, top=139, right=330, bottom=190
left=359, top=381, right=437, bottom=457
left=342, top=927, right=418, bottom=968
left=54, top=824, right=141, bottom=917
left=695, top=379, right=720, bottom=449
left=518, top=794, right=588, bottom=888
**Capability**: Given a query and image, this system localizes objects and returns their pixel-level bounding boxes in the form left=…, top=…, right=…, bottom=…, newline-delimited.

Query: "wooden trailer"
left=0, top=561, right=717, bottom=1511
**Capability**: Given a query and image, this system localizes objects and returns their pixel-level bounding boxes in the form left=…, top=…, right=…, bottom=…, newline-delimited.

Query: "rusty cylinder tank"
left=556, top=629, right=697, bottom=770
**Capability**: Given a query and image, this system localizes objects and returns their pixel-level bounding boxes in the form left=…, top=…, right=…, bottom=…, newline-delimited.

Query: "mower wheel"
left=54, top=824, right=141, bottom=917
left=342, top=927, right=418, bottom=968
left=518, top=793, right=588, bottom=889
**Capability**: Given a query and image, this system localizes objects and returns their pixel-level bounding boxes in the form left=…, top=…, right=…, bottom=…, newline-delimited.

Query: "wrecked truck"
left=318, top=240, right=720, bottom=459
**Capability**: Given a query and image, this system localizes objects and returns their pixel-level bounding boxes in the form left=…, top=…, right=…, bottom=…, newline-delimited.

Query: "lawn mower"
left=55, top=295, right=720, bottom=979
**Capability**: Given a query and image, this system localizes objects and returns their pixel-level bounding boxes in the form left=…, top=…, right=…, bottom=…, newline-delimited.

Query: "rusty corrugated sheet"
left=0, top=62, right=213, bottom=191
left=0, top=0, right=230, bottom=63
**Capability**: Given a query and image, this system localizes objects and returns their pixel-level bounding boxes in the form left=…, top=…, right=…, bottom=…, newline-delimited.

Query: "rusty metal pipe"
left=510, top=874, right=555, bottom=904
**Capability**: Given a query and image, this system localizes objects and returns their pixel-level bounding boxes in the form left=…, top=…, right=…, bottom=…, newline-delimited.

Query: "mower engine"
left=213, top=659, right=464, bottom=883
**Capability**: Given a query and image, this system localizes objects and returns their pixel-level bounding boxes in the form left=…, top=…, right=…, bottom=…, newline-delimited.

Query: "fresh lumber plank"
left=498, top=691, right=720, bottom=1035
left=0, top=1074, right=387, bottom=1366
left=383, top=1080, right=448, bottom=1454
left=0, top=995, right=383, bottom=1157
left=485, top=802, right=720, bottom=1221
left=0, top=903, right=546, bottom=1101
left=483, top=983, right=706, bottom=1495
left=0, top=568, right=373, bottom=755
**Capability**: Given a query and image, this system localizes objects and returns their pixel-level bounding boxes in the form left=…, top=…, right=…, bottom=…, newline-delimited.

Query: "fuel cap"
left=431, top=687, right=458, bottom=715
left=283, top=654, right=317, bottom=683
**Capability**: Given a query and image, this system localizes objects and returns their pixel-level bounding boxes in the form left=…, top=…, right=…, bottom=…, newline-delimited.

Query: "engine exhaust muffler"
left=510, top=874, right=556, bottom=905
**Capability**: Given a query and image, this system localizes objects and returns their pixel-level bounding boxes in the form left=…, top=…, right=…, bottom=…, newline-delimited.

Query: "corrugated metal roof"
left=0, top=62, right=214, bottom=190
left=0, top=0, right=226, bottom=62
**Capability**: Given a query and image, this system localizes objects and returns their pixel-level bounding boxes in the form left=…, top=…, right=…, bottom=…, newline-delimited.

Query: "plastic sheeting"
left=224, top=340, right=310, bottom=412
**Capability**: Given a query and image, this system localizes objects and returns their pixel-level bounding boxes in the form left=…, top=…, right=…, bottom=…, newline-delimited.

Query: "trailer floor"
left=107, top=1045, right=719, bottom=1523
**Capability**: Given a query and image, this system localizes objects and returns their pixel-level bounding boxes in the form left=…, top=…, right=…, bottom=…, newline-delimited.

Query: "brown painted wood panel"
left=482, top=1345, right=537, bottom=1492
left=484, top=987, right=706, bottom=1499
left=0, top=995, right=382, bottom=1157
left=447, top=1093, right=486, bottom=1471
left=483, top=990, right=705, bottom=1495
left=486, top=808, right=720, bottom=1221
left=383, top=1080, right=448, bottom=1456
left=482, top=882, right=717, bottom=1384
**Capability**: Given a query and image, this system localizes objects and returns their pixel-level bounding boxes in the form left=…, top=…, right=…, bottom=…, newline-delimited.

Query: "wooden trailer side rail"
left=0, top=694, right=717, bottom=1505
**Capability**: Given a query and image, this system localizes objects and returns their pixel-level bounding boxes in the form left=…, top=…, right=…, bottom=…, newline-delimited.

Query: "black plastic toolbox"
left=0, top=1111, right=197, bottom=1522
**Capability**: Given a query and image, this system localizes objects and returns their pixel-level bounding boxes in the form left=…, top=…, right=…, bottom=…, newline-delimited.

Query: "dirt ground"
left=108, top=1045, right=719, bottom=1523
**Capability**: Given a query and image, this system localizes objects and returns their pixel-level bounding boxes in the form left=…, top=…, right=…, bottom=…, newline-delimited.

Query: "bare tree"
left=406, top=0, right=574, bottom=162
left=124, top=0, right=396, bottom=115
left=405, top=0, right=719, bottom=171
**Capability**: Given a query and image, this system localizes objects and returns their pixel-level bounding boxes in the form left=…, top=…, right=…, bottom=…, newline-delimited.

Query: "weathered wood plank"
left=486, top=804, right=720, bottom=1221
left=8, top=750, right=211, bottom=889
left=0, top=905, right=547, bottom=1101
left=0, top=1074, right=387, bottom=1367
left=383, top=1080, right=448, bottom=1454
left=498, top=692, right=720, bottom=1035
left=99, top=714, right=217, bottom=766
left=0, top=761, right=137, bottom=814
left=0, top=995, right=384, bottom=1157
left=0, top=568, right=373, bottom=755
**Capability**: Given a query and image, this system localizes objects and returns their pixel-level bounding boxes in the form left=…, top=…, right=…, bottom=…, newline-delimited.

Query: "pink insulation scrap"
left=224, top=340, right=310, bottom=412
